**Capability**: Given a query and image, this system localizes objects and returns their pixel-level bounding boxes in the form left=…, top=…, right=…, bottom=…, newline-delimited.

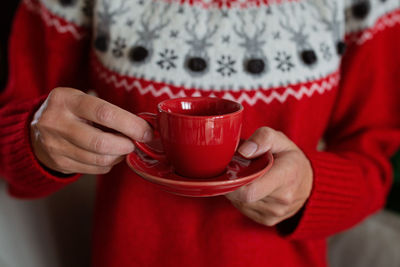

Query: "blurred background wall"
left=0, top=177, right=95, bottom=267
left=0, top=2, right=399, bottom=267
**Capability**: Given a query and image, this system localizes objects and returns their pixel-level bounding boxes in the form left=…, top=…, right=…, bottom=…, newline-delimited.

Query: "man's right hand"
left=30, top=87, right=153, bottom=175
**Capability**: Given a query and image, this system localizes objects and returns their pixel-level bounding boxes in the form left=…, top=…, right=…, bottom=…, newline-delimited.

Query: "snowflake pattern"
left=170, top=30, right=179, bottom=38
left=274, top=51, right=295, bottom=72
left=320, top=43, right=332, bottom=61
left=112, top=37, right=127, bottom=58
left=222, top=35, right=230, bottom=44
left=157, top=49, right=178, bottom=70
left=217, top=55, right=237, bottom=77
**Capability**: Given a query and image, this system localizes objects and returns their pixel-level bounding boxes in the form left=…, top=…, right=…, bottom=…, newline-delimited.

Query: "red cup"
left=134, top=97, right=243, bottom=179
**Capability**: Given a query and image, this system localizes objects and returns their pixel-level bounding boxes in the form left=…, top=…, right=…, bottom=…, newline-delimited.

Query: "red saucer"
left=126, top=148, right=274, bottom=197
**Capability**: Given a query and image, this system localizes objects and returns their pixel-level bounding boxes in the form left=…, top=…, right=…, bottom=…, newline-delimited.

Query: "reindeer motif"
left=233, top=11, right=268, bottom=76
left=308, top=0, right=346, bottom=55
left=183, top=10, right=218, bottom=77
left=95, top=0, right=129, bottom=52
left=129, top=2, right=172, bottom=65
left=277, top=4, right=318, bottom=67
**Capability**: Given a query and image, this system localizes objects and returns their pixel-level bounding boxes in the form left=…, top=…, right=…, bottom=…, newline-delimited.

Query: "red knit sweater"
left=1, top=0, right=400, bottom=266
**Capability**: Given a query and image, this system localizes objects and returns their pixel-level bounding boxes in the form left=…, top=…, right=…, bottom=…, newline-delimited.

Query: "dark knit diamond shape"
left=336, top=41, right=347, bottom=55
left=187, top=57, right=207, bottom=72
left=352, top=1, right=371, bottom=20
left=301, top=50, right=317, bottom=65
left=94, top=35, right=109, bottom=52
left=129, top=46, right=149, bottom=62
left=59, top=0, right=77, bottom=6
left=246, top=59, right=265, bottom=74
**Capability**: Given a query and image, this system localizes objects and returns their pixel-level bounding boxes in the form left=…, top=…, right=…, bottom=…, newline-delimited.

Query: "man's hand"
left=226, top=127, right=313, bottom=227
left=30, top=87, right=152, bottom=175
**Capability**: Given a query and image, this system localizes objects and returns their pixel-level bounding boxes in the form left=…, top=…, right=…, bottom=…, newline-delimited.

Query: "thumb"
left=238, top=127, right=295, bottom=159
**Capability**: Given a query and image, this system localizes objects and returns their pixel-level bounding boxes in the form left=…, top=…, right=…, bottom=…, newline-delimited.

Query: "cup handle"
left=134, top=112, right=167, bottom=162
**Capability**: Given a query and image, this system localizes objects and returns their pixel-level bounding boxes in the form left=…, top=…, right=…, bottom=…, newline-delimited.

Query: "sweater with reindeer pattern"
left=1, top=0, right=400, bottom=266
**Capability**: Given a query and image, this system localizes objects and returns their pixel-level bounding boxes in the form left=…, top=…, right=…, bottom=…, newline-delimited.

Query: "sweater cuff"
left=0, top=96, right=80, bottom=198
left=282, top=150, right=365, bottom=240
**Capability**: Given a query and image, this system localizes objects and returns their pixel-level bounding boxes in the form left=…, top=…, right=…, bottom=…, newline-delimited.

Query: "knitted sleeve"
left=285, top=2, right=400, bottom=239
left=0, top=0, right=91, bottom=198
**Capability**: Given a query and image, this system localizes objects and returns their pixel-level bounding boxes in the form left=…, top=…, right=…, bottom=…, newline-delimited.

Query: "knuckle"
left=94, top=155, right=113, bottom=167
left=37, top=112, right=54, bottom=129
left=240, top=187, right=256, bottom=204
left=280, top=191, right=296, bottom=206
left=74, top=92, right=87, bottom=110
left=262, top=217, right=280, bottom=227
left=40, top=134, right=60, bottom=154
left=243, top=184, right=257, bottom=204
left=95, top=103, right=115, bottom=124
left=73, top=91, right=85, bottom=107
left=257, top=127, right=276, bottom=144
left=90, top=135, right=109, bottom=153
left=97, top=166, right=112, bottom=174
left=137, top=118, right=152, bottom=133
left=47, top=88, right=65, bottom=106
left=258, top=127, right=272, bottom=138
left=242, top=195, right=254, bottom=204
left=270, top=207, right=287, bottom=218
left=44, top=138, right=59, bottom=155
left=36, top=111, right=65, bottom=135
left=53, top=156, right=69, bottom=170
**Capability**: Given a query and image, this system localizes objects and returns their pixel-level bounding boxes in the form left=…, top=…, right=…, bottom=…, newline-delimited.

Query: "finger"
left=70, top=93, right=153, bottom=142
left=241, top=197, right=302, bottom=219
left=230, top=197, right=300, bottom=226
left=61, top=119, right=135, bottom=155
left=231, top=202, right=283, bottom=227
left=50, top=155, right=112, bottom=175
left=61, top=142, right=124, bottom=167
left=41, top=135, right=124, bottom=168
left=246, top=207, right=297, bottom=226
left=226, top=153, right=294, bottom=202
left=238, top=127, right=295, bottom=158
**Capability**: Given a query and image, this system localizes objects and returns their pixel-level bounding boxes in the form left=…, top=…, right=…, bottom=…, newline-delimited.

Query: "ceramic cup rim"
left=157, top=97, right=243, bottom=120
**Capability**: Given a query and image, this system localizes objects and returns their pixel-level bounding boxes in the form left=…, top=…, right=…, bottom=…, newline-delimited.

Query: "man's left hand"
left=226, top=127, right=313, bottom=227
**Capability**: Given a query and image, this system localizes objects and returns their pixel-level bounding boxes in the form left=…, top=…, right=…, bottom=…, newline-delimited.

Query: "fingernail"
left=142, top=130, right=153, bottom=142
left=238, top=141, right=258, bottom=157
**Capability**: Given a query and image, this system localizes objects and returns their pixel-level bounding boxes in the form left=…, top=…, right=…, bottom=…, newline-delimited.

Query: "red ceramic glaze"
left=126, top=147, right=274, bottom=197
left=134, top=97, right=243, bottom=179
